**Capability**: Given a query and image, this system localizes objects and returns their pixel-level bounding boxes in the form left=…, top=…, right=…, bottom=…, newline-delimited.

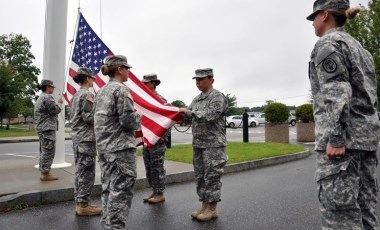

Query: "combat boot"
left=196, top=202, right=218, bottom=221
left=191, top=202, right=207, bottom=219
left=76, top=203, right=102, bottom=216
left=143, top=193, right=155, bottom=202
left=40, top=172, right=58, bottom=181
left=148, top=193, right=165, bottom=204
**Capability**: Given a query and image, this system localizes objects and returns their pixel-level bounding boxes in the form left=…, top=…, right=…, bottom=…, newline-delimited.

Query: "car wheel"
left=229, top=122, right=235, bottom=128
left=250, top=122, right=256, bottom=127
left=290, top=120, right=296, bottom=126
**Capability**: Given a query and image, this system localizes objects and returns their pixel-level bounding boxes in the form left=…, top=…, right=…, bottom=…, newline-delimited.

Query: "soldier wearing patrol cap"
left=307, top=0, right=379, bottom=229
left=69, top=67, right=101, bottom=216
left=93, top=55, right=141, bottom=229
left=34, top=79, right=64, bottom=181
left=141, top=74, right=170, bottom=204
left=179, top=68, right=229, bottom=221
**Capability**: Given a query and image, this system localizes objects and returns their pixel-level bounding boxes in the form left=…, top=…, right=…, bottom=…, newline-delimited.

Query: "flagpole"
left=36, top=0, right=71, bottom=169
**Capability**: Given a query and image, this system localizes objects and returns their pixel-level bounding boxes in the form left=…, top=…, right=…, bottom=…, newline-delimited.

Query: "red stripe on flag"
left=94, top=74, right=106, bottom=88
left=66, top=82, right=77, bottom=96
left=128, top=72, right=164, bottom=104
left=131, top=91, right=181, bottom=120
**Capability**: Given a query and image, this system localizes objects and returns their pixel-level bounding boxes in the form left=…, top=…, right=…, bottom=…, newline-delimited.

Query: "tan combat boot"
left=76, top=203, right=102, bottom=216
left=148, top=193, right=165, bottom=204
left=191, top=202, right=207, bottom=219
left=40, top=172, right=58, bottom=181
left=196, top=202, right=218, bottom=221
left=143, top=193, right=155, bottom=202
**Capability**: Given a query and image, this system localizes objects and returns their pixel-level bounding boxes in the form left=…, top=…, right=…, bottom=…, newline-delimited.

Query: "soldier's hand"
left=326, top=144, right=345, bottom=160
left=86, top=95, right=94, bottom=103
left=57, top=96, right=64, bottom=104
left=179, top=108, right=187, bottom=113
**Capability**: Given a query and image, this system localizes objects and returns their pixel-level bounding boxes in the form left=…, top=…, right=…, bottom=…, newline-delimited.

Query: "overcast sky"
left=0, top=0, right=369, bottom=107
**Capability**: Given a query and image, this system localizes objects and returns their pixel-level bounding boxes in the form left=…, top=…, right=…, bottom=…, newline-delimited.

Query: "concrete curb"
left=0, top=149, right=311, bottom=211
left=0, top=137, right=72, bottom=144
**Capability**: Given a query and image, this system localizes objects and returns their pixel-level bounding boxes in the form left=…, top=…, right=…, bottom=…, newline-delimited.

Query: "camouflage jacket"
left=69, top=88, right=95, bottom=143
left=93, top=79, right=141, bottom=152
left=34, top=92, right=62, bottom=132
left=186, top=87, right=228, bottom=148
left=309, top=27, right=379, bottom=151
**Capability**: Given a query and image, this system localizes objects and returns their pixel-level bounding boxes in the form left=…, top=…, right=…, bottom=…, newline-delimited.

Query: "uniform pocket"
left=318, top=164, right=360, bottom=211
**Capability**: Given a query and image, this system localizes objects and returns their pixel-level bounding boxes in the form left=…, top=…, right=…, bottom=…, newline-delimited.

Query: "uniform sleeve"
left=116, top=87, right=141, bottom=130
left=191, top=93, right=228, bottom=122
left=81, top=92, right=94, bottom=125
left=45, top=96, right=62, bottom=116
left=315, top=41, right=351, bottom=147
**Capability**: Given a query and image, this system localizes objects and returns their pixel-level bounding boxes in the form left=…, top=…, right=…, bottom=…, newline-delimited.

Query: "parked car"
left=252, top=113, right=297, bottom=126
left=288, top=113, right=297, bottom=126
left=226, top=115, right=242, bottom=128
left=226, top=115, right=258, bottom=128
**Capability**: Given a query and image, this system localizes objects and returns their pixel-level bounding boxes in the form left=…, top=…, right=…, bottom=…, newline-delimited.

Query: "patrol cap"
left=40, top=79, right=55, bottom=88
left=193, top=68, right=214, bottom=79
left=103, top=55, right=132, bottom=68
left=142, top=74, right=161, bottom=86
left=77, top=67, right=95, bottom=79
left=306, top=0, right=350, bottom=21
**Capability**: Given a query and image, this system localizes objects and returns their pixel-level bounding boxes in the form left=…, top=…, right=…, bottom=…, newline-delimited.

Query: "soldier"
left=179, top=68, right=228, bottom=221
left=70, top=67, right=102, bottom=216
left=34, top=79, right=63, bottom=181
left=93, top=55, right=141, bottom=229
left=307, top=0, right=379, bottom=229
left=141, top=74, right=169, bottom=204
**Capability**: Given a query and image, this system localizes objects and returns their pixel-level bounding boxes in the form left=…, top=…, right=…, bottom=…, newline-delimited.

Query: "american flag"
left=65, top=13, right=181, bottom=147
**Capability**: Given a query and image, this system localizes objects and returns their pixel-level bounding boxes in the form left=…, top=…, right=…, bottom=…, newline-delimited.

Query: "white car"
left=226, top=115, right=258, bottom=128
left=251, top=113, right=297, bottom=126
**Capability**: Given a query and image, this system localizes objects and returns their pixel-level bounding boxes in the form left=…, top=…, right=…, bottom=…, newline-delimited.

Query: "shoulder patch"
left=322, top=58, right=337, bottom=73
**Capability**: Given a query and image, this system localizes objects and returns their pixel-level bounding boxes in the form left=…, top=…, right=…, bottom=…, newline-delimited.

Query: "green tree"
left=171, top=100, right=187, bottom=108
left=345, top=0, right=380, bottom=101
left=0, top=33, right=40, bottom=127
left=225, top=93, right=237, bottom=108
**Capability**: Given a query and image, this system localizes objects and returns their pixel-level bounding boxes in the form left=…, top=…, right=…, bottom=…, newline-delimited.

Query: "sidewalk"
left=0, top=136, right=311, bottom=211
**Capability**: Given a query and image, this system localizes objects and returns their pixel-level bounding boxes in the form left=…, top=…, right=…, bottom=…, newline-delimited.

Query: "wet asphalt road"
left=2, top=153, right=379, bottom=230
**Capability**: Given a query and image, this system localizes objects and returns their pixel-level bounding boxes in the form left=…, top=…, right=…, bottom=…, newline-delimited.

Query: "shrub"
left=263, top=103, right=289, bottom=124
left=295, top=103, right=314, bottom=123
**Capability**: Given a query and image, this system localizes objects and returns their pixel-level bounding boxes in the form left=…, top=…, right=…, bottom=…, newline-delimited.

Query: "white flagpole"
left=38, top=0, right=71, bottom=168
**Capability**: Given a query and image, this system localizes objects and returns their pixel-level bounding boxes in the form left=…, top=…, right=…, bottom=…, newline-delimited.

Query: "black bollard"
left=166, top=131, right=172, bottom=149
left=243, top=110, right=249, bottom=142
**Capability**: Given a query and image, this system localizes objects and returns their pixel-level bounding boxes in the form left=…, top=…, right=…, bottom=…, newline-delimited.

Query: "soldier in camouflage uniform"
left=142, top=74, right=170, bottom=204
left=70, top=67, right=102, bottom=216
left=34, top=79, right=63, bottom=181
left=93, top=55, right=141, bottom=230
left=179, top=68, right=228, bottom=221
left=307, top=1, right=379, bottom=229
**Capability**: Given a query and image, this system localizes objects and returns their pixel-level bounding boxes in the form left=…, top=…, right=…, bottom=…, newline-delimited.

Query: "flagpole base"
left=34, top=162, right=72, bottom=169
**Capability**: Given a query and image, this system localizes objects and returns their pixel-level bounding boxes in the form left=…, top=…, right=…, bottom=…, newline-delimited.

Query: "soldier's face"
left=312, top=11, right=327, bottom=37
left=196, top=77, right=213, bottom=92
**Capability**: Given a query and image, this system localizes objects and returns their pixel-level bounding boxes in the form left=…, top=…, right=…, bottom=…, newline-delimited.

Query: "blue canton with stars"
left=72, top=13, right=113, bottom=73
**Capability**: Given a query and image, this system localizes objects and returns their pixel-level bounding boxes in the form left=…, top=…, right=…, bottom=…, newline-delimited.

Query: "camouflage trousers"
left=316, top=149, right=379, bottom=230
left=143, top=141, right=166, bottom=193
left=38, top=130, right=56, bottom=173
left=98, top=149, right=137, bottom=230
left=193, top=147, right=227, bottom=203
left=73, top=142, right=96, bottom=203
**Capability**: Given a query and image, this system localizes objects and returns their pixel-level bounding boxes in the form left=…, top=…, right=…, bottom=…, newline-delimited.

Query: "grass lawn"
left=0, top=125, right=37, bottom=137
left=138, top=142, right=306, bottom=165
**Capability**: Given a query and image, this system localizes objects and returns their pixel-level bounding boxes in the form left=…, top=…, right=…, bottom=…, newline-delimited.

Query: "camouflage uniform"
left=34, top=92, right=62, bottom=173
left=186, top=86, right=228, bottom=203
left=143, top=92, right=169, bottom=193
left=70, top=88, right=96, bottom=204
left=94, top=79, right=141, bottom=229
left=309, top=27, right=379, bottom=229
